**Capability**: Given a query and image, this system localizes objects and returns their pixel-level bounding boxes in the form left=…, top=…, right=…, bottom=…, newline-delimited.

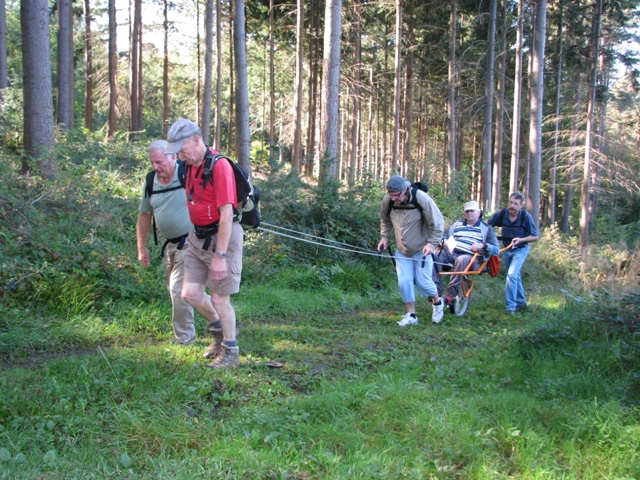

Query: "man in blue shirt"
left=488, top=192, right=539, bottom=314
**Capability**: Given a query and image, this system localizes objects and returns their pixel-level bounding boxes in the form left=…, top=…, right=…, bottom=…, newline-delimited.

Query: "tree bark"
left=391, top=0, right=402, bottom=174
left=0, top=0, right=7, bottom=91
left=403, top=0, right=414, bottom=176
left=481, top=0, right=497, bottom=209
left=84, top=0, right=94, bottom=131
left=580, top=0, right=603, bottom=250
left=550, top=1, right=564, bottom=226
left=201, top=0, right=214, bottom=144
left=348, top=0, right=362, bottom=186
left=292, top=0, right=305, bottom=174
left=268, top=0, right=275, bottom=161
left=509, top=0, right=524, bottom=196
left=214, top=0, right=222, bottom=150
left=319, top=0, right=342, bottom=183
left=108, top=0, right=118, bottom=138
left=490, top=0, right=506, bottom=211
left=233, top=0, right=251, bottom=174
left=57, top=0, right=74, bottom=129
left=447, top=0, right=457, bottom=185
left=528, top=0, right=547, bottom=228
left=129, top=0, right=141, bottom=132
left=162, top=0, right=169, bottom=136
left=560, top=77, right=582, bottom=234
left=21, top=0, right=56, bottom=173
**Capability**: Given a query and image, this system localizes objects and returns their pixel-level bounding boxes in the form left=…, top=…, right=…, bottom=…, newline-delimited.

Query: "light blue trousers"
left=395, top=250, right=437, bottom=303
left=502, top=244, right=530, bottom=311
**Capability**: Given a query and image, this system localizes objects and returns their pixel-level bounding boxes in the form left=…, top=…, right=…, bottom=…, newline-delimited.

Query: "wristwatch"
left=214, top=251, right=228, bottom=258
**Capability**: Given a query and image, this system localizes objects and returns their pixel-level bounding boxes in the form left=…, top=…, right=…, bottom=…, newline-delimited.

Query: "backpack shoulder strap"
left=145, top=171, right=156, bottom=198
left=177, top=160, right=186, bottom=188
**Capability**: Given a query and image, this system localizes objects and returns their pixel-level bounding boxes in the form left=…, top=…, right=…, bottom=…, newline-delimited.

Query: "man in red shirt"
left=165, top=119, right=243, bottom=368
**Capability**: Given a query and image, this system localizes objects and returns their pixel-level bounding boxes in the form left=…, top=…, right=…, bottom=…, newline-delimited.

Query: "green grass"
left=1, top=141, right=639, bottom=478
left=2, top=287, right=639, bottom=479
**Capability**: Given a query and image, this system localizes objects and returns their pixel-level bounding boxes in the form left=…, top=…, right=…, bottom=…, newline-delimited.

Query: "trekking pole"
left=387, top=246, right=396, bottom=267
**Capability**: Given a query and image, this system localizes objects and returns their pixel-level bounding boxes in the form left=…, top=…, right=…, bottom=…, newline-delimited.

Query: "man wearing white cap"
left=378, top=175, right=445, bottom=325
left=433, top=200, right=499, bottom=306
left=164, top=118, right=243, bottom=368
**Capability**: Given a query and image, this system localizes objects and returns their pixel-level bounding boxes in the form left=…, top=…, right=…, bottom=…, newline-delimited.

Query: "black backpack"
left=199, top=151, right=261, bottom=229
left=386, top=181, right=429, bottom=218
left=144, top=160, right=188, bottom=247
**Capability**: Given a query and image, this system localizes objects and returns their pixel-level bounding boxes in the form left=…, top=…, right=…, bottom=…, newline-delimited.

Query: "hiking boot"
left=203, top=328, right=224, bottom=359
left=432, top=301, right=444, bottom=324
left=515, top=304, right=528, bottom=312
left=397, top=312, right=418, bottom=326
left=207, top=345, right=240, bottom=369
left=505, top=310, right=515, bottom=315
left=172, top=336, right=196, bottom=346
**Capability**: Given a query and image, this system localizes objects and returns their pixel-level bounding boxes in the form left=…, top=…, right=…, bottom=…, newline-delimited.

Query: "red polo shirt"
left=185, top=149, right=238, bottom=226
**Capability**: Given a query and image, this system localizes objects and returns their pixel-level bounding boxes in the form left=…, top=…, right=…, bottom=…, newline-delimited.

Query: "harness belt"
left=194, top=216, right=239, bottom=251
left=161, top=233, right=188, bottom=258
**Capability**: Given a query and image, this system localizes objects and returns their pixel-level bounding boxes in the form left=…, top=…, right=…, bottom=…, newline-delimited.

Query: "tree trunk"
left=233, top=0, right=251, bottom=174
left=214, top=0, right=222, bottom=150
left=560, top=77, right=581, bottom=234
left=528, top=0, right=547, bottom=228
left=391, top=0, right=402, bottom=174
left=481, top=0, right=497, bottom=209
left=292, top=0, right=305, bottom=174
left=550, top=1, right=564, bottom=226
left=491, top=0, right=506, bottom=211
left=305, top=0, right=320, bottom=177
left=579, top=0, right=603, bottom=250
left=403, top=0, right=414, bottom=177
left=129, top=0, right=141, bottom=132
left=509, top=0, right=524, bottom=196
left=201, top=0, right=214, bottom=144
left=21, top=0, right=55, bottom=173
left=319, top=0, right=342, bottom=184
left=84, top=0, right=93, bottom=130
left=228, top=5, right=234, bottom=153
left=57, top=0, right=74, bottom=129
left=447, top=0, right=457, bottom=185
left=349, top=0, right=361, bottom=186
left=162, top=0, right=169, bottom=136
left=591, top=56, right=610, bottom=224
left=268, top=0, right=275, bottom=161
left=0, top=0, right=7, bottom=91
left=108, top=0, right=118, bottom=138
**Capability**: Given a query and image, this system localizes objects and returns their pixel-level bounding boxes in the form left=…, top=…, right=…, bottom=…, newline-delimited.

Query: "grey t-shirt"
left=139, top=166, right=193, bottom=240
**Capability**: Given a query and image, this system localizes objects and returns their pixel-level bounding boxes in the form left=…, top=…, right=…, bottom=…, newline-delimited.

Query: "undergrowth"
left=1, top=139, right=640, bottom=478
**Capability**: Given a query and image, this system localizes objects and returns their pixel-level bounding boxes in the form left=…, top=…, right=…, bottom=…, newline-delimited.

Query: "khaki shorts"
left=184, top=223, right=243, bottom=295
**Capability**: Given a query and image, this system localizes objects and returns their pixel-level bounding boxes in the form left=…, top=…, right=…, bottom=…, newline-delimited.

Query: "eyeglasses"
left=464, top=210, right=477, bottom=214
left=388, top=191, right=402, bottom=198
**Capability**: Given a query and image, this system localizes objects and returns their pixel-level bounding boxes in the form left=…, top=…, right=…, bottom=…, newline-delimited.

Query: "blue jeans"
left=502, top=244, right=530, bottom=311
left=395, top=250, right=437, bottom=303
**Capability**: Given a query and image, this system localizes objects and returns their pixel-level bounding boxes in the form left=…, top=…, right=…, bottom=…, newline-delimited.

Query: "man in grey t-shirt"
left=136, top=140, right=219, bottom=344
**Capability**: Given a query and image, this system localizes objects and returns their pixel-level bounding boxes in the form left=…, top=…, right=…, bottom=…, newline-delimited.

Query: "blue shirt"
left=488, top=209, right=538, bottom=249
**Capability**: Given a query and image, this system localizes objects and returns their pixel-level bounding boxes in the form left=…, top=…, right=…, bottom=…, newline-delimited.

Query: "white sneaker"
left=432, top=301, right=444, bottom=323
left=397, top=312, right=418, bottom=326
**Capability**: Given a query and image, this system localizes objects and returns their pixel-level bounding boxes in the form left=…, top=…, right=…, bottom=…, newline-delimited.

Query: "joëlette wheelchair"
left=437, top=240, right=513, bottom=316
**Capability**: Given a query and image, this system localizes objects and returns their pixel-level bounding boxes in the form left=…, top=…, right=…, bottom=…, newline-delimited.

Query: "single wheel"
left=452, top=277, right=472, bottom=317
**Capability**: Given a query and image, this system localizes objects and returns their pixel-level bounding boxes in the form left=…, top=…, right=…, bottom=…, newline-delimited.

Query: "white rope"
left=260, top=221, right=372, bottom=252
left=257, top=223, right=449, bottom=266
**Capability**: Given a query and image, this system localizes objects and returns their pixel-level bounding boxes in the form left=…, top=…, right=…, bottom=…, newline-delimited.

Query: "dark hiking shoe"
left=515, top=304, right=528, bottom=312
left=207, top=345, right=240, bottom=369
left=203, top=328, right=224, bottom=359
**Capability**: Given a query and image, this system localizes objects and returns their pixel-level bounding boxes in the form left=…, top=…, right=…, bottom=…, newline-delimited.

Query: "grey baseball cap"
left=387, top=175, right=410, bottom=192
left=165, top=119, right=201, bottom=155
